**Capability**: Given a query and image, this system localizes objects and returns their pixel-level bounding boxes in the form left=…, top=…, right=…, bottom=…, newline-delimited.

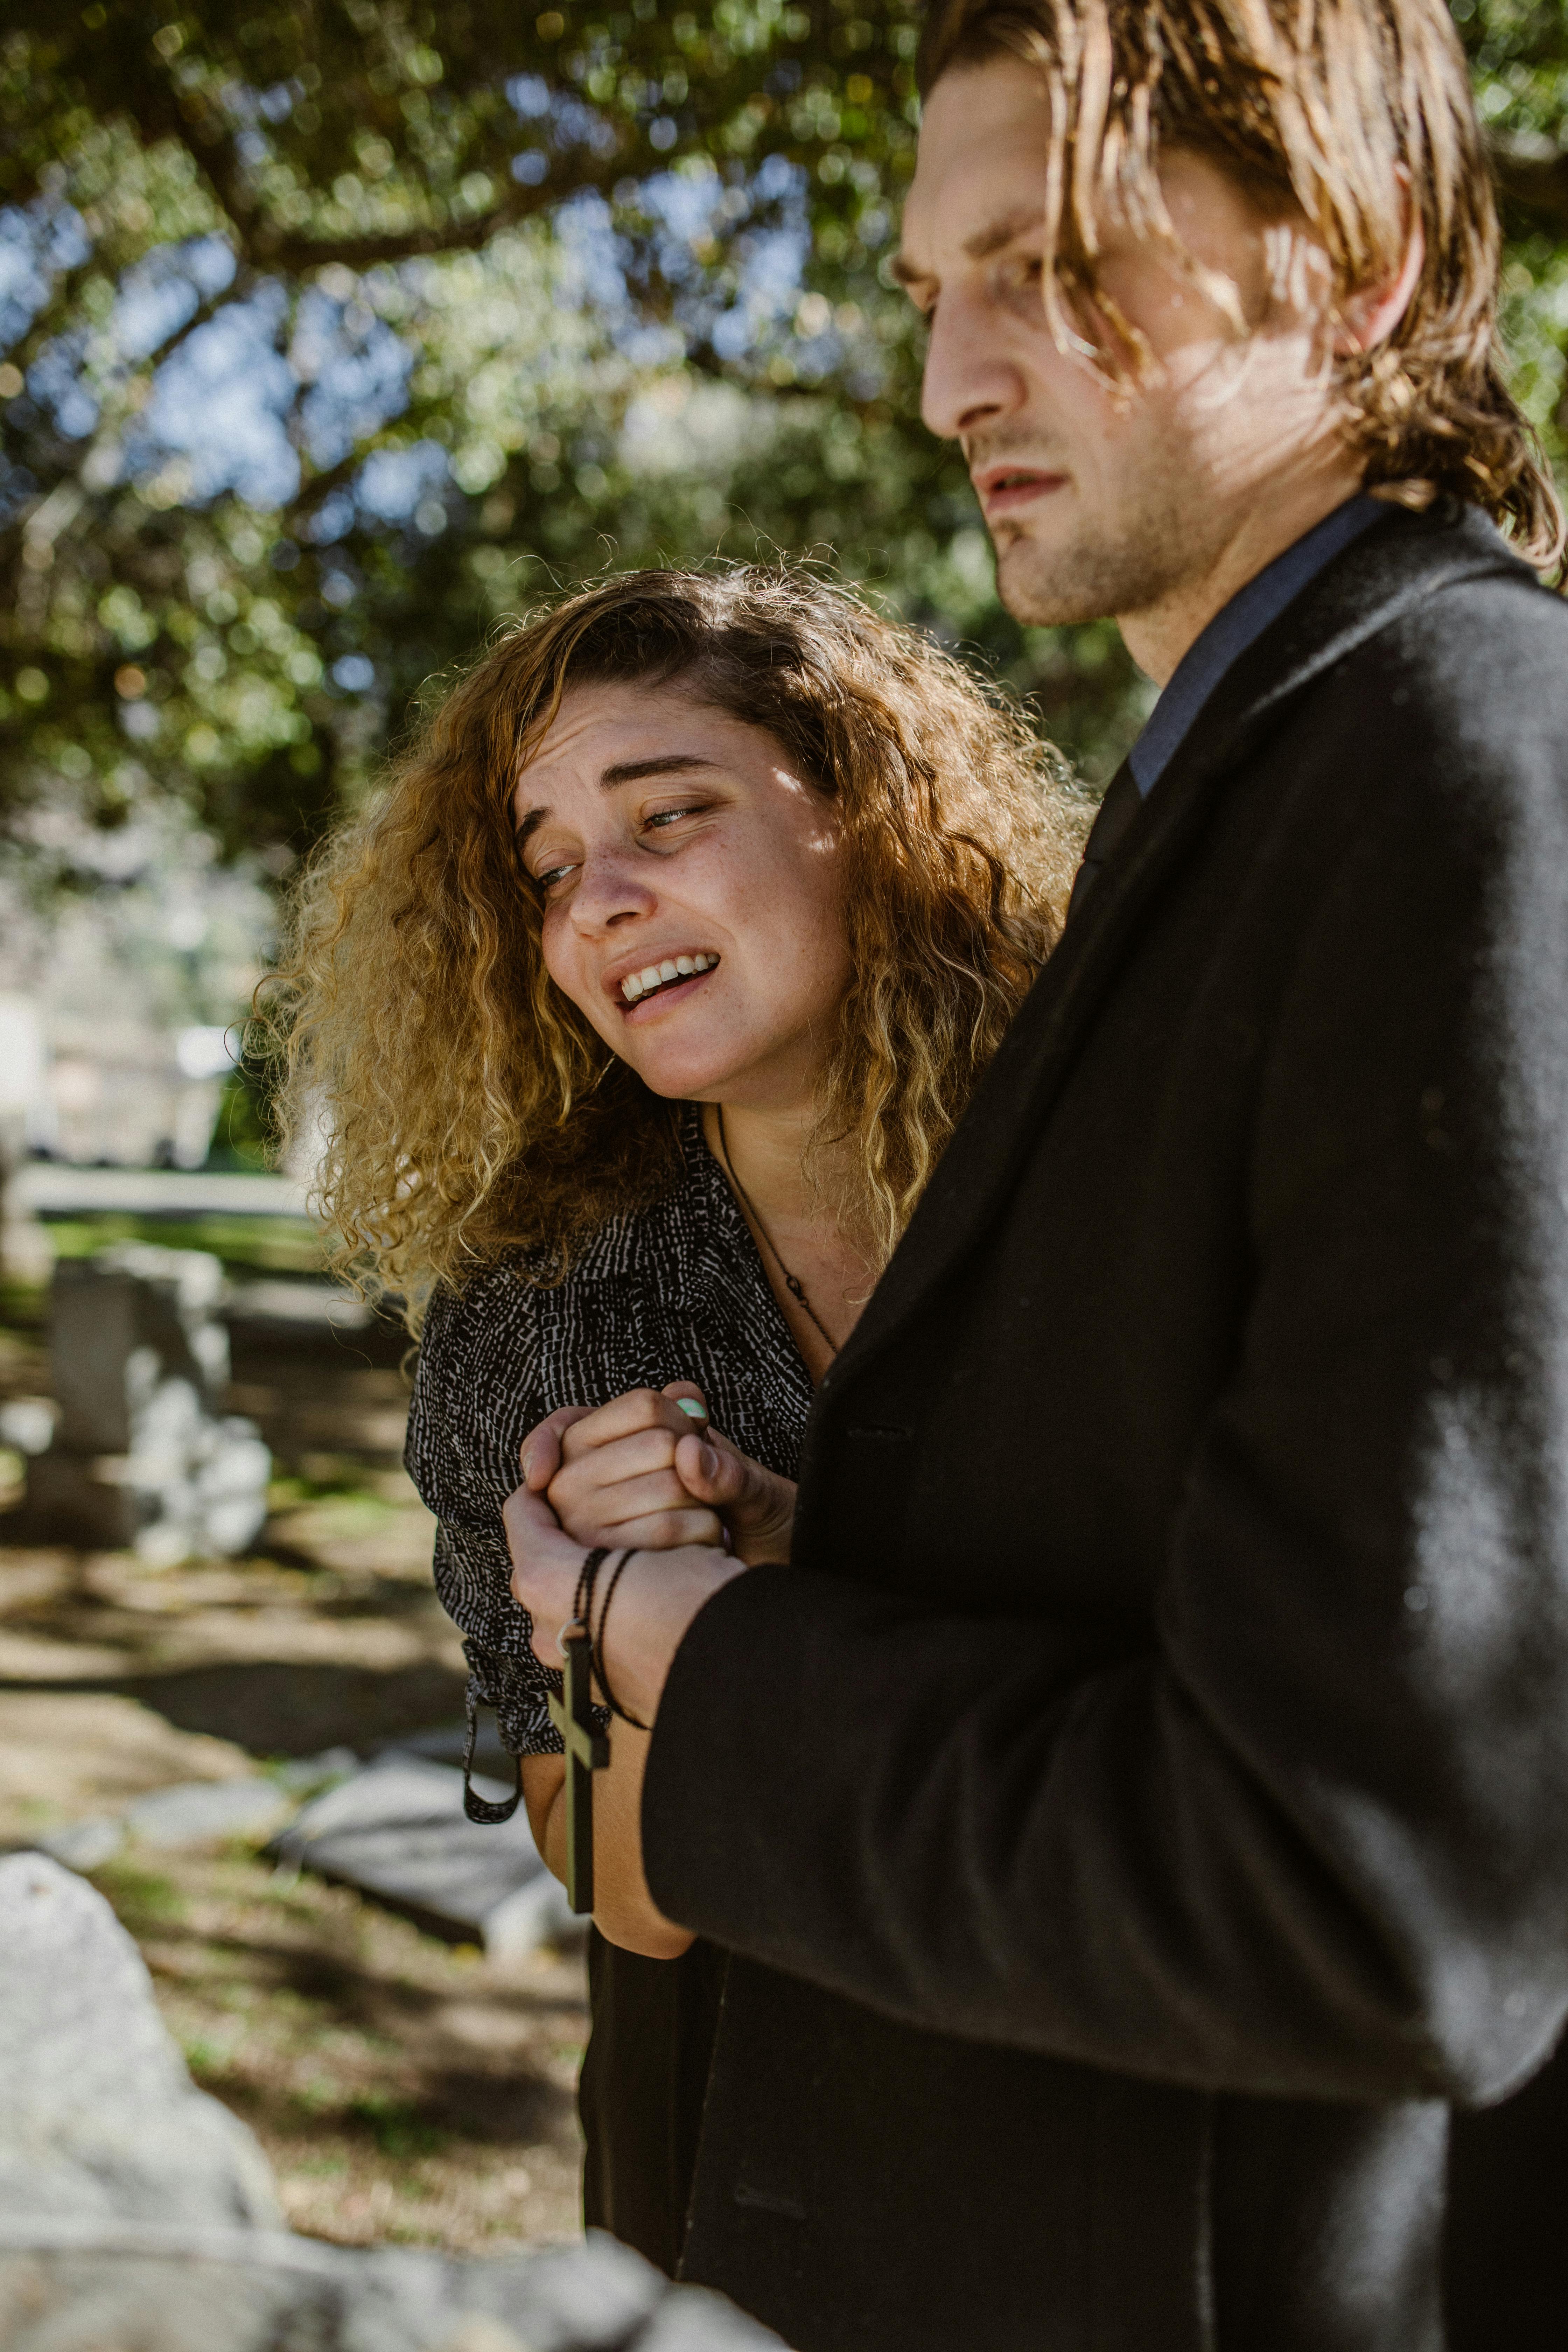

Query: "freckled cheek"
left=538, top=914, right=602, bottom=1026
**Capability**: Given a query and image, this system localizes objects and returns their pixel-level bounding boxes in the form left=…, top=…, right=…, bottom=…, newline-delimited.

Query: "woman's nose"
left=567, top=848, right=658, bottom=935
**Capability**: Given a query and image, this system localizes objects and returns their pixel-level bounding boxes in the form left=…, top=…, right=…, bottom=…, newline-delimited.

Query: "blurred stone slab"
left=0, top=1851, right=784, bottom=2352
left=26, top=1245, right=271, bottom=1564
left=125, top=1776, right=295, bottom=1850
left=385, top=1716, right=518, bottom=1780
left=12, top=1166, right=308, bottom=1218
left=225, top=1277, right=375, bottom=1332
left=275, top=1750, right=580, bottom=1958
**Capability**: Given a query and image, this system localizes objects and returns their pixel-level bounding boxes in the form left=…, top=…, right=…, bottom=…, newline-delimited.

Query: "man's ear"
left=1334, top=172, right=1424, bottom=356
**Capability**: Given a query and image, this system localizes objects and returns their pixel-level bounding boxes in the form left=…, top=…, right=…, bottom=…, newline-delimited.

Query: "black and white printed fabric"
left=405, top=1107, right=813, bottom=1756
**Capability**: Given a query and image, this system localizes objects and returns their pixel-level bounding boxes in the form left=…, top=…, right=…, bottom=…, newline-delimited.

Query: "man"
left=509, top=1, right=1568, bottom=2342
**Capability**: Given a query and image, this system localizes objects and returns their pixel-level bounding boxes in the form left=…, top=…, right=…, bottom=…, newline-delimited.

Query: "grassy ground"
left=0, top=1266, right=590, bottom=2255
left=86, top=1843, right=587, bottom=2250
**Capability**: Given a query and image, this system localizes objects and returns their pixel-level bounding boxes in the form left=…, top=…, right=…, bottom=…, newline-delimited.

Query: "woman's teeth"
left=621, top=953, right=716, bottom=1003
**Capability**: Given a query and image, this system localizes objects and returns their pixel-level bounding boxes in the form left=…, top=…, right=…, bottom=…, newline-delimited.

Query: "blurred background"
left=0, top=0, right=1564, bottom=2263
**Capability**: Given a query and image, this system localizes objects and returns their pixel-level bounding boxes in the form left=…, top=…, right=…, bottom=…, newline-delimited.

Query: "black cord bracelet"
left=590, top=1547, right=651, bottom=1730
left=569, top=1545, right=610, bottom=1642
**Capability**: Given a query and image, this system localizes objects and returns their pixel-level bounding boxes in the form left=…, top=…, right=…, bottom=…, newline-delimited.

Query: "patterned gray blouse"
left=404, top=1107, right=814, bottom=1755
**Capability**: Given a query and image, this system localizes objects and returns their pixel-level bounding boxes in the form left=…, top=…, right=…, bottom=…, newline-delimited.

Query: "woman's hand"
left=521, top=1384, right=797, bottom=1565
left=502, top=1479, right=743, bottom=1726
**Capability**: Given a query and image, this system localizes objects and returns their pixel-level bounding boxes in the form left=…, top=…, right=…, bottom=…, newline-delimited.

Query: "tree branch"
left=248, top=155, right=629, bottom=274
left=286, top=444, right=367, bottom=530
left=136, top=260, right=255, bottom=377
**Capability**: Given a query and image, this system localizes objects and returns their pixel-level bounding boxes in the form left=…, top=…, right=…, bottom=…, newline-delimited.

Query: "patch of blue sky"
left=135, top=284, right=299, bottom=506
left=27, top=336, right=98, bottom=441
left=632, top=162, right=809, bottom=362
left=356, top=439, right=449, bottom=523
left=506, top=74, right=551, bottom=120
left=305, top=486, right=358, bottom=545
left=719, top=221, right=811, bottom=356
left=0, top=456, right=37, bottom=526
left=0, top=198, right=90, bottom=352
left=506, top=74, right=614, bottom=156
left=113, top=235, right=237, bottom=363
left=292, top=286, right=412, bottom=468
left=556, top=191, right=633, bottom=320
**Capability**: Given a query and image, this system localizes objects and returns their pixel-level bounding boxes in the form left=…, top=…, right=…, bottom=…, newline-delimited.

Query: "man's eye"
left=645, top=804, right=701, bottom=832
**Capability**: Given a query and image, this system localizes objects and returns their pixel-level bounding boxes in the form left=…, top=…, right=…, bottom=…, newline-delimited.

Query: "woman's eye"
left=644, top=803, right=702, bottom=834
left=534, top=861, right=579, bottom=892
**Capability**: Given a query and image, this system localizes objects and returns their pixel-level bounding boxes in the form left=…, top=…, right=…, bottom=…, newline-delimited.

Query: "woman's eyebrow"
left=598, top=754, right=718, bottom=785
left=513, top=754, right=718, bottom=841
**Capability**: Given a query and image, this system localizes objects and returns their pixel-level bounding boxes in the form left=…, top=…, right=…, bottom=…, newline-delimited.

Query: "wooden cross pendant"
left=547, top=1623, right=609, bottom=1913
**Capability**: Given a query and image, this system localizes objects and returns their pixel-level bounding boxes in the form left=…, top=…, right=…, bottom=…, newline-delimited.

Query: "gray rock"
left=0, top=1857, right=786, bottom=2351
left=0, top=1853, right=285, bottom=2230
left=36, top=1814, right=125, bottom=1871
left=0, top=2221, right=710, bottom=2352
left=125, top=1777, right=295, bottom=1850
left=276, top=1751, right=581, bottom=1957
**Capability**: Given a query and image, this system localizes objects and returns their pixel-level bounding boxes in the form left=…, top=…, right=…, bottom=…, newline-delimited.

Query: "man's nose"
left=567, top=848, right=658, bottom=935
left=920, top=288, right=1024, bottom=442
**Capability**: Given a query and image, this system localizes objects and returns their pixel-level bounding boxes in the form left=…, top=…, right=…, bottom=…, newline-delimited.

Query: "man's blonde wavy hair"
left=260, top=567, right=1084, bottom=1327
left=918, top=0, right=1565, bottom=573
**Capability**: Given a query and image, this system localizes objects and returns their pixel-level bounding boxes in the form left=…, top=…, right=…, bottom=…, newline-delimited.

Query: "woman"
left=265, top=565, right=1082, bottom=2276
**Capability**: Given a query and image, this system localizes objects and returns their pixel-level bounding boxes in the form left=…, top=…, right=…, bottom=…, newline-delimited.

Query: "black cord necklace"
left=714, top=1104, right=840, bottom=1359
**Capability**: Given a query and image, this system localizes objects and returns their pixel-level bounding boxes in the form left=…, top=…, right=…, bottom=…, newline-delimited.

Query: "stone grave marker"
left=275, top=1748, right=581, bottom=1961
left=26, top=1243, right=271, bottom=1564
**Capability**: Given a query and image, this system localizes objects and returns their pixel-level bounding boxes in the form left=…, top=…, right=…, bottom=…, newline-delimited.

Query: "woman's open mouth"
left=618, top=952, right=720, bottom=1011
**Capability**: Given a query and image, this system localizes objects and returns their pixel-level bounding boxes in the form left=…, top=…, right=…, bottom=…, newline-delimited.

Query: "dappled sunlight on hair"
left=918, top=0, right=1564, bottom=573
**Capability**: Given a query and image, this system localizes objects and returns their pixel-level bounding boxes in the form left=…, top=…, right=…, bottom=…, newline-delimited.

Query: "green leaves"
left=0, top=0, right=1563, bottom=895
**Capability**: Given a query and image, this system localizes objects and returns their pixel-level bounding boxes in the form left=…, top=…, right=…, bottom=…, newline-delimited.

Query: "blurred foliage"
left=209, top=1056, right=278, bottom=1169
left=0, top=0, right=1564, bottom=888
left=38, top=1210, right=323, bottom=1270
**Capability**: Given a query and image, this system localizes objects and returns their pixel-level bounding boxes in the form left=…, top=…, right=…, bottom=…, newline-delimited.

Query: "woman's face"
left=515, top=680, right=853, bottom=1111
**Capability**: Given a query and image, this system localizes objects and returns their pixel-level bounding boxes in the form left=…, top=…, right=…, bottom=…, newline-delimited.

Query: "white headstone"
left=27, top=1245, right=271, bottom=1562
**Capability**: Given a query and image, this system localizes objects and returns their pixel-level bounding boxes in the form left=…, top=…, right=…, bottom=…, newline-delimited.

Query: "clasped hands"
left=502, top=1384, right=795, bottom=1728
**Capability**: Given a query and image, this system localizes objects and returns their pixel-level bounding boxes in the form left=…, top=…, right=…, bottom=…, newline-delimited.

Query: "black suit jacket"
left=643, top=505, right=1568, bottom=2351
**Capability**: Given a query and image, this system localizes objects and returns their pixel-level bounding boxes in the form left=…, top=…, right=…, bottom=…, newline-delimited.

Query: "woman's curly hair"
left=258, top=567, right=1086, bottom=1327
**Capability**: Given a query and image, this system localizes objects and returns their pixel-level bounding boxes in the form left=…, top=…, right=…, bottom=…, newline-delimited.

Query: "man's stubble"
left=982, top=415, right=1228, bottom=635
left=991, top=491, right=1203, bottom=633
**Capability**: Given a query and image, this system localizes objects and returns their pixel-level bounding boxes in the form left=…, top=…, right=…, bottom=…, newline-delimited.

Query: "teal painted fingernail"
left=677, top=1398, right=708, bottom=1419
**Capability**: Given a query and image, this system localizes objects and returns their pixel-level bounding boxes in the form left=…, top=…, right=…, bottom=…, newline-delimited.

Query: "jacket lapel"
left=819, top=503, right=1533, bottom=1405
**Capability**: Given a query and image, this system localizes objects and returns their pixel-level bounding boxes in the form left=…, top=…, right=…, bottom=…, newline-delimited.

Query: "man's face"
left=898, top=55, right=1345, bottom=636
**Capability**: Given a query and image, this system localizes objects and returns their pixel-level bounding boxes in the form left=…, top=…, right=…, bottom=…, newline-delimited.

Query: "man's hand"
left=521, top=1384, right=797, bottom=1565
left=502, top=1479, right=744, bottom=1727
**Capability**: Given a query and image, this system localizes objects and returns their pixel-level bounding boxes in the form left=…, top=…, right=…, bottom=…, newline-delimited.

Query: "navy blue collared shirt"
left=1127, top=493, right=1386, bottom=798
